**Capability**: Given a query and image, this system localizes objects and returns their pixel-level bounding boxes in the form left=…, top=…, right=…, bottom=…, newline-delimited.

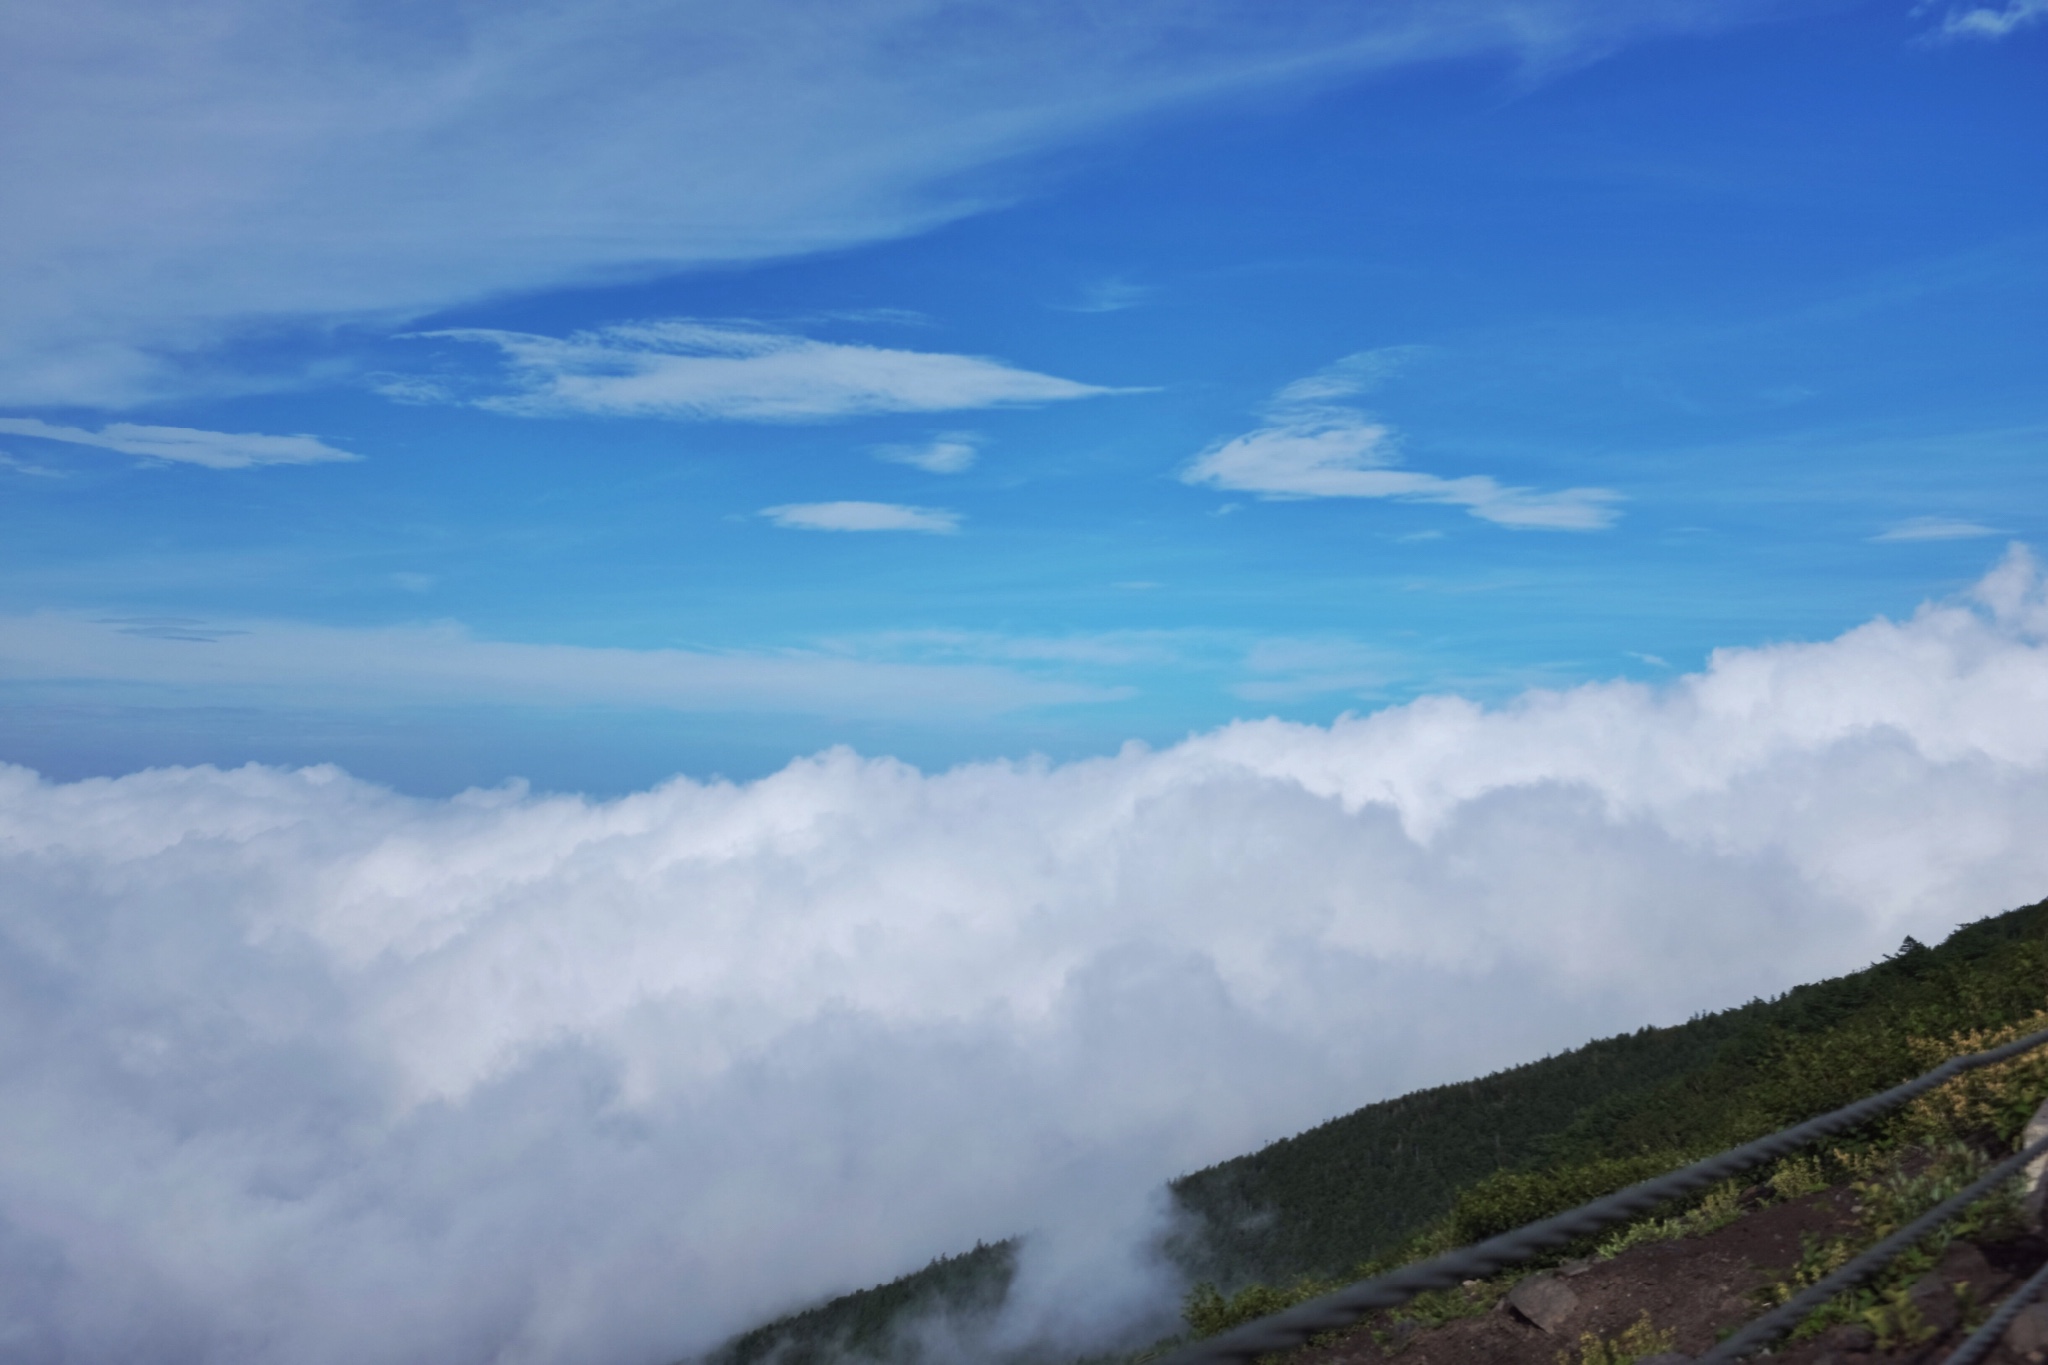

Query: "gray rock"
left=1909, top=1274, right=1962, bottom=1333
left=2007, top=1302, right=2048, bottom=1360
left=1504, top=1273, right=1579, bottom=1334
left=1635, top=1355, right=1692, bottom=1365
left=1938, top=1239, right=1993, bottom=1282
left=1820, top=1321, right=1876, bottom=1352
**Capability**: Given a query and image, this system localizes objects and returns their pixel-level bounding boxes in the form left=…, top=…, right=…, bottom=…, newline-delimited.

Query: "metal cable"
left=1940, top=1253, right=2048, bottom=1365
left=1153, top=1022, right=2048, bottom=1365
left=1695, top=1129, right=2048, bottom=1363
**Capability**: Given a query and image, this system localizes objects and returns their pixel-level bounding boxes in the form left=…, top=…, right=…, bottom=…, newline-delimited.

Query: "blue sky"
left=2, top=0, right=2044, bottom=794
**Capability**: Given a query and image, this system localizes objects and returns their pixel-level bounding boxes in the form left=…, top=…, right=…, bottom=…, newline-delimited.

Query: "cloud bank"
left=417, top=323, right=1118, bottom=422
left=1, top=0, right=1807, bottom=406
left=1184, top=352, right=1623, bottom=530
left=0, top=418, right=357, bottom=469
left=6, top=548, right=2048, bottom=1365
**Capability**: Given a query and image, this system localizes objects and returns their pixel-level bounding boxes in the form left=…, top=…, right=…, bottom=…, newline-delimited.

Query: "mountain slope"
left=1173, top=895, right=2048, bottom=1285
left=702, top=894, right=2048, bottom=1362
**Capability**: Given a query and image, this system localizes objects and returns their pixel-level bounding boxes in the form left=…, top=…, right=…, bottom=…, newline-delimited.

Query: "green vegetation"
left=1555, top=1310, right=1676, bottom=1365
left=1751, top=1134, right=2029, bottom=1347
left=1173, top=896, right=2048, bottom=1296
left=1591, top=1177, right=1744, bottom=1260
left=1165, top=1015, right=1753, bottom=1284
left=706, top=1241, right=1016, bottom=1365
left=706, top=894, right=2048, bottom=1363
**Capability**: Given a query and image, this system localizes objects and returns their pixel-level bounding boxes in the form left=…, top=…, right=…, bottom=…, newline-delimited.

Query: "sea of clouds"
left=5, top=548, right=2048, bottom=1365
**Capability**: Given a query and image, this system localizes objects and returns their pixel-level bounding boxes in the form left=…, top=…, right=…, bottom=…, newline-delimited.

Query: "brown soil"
left=1276, top=1188, right=2048, bottom=1365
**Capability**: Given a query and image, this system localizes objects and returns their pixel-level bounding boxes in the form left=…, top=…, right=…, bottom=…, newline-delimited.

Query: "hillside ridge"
left=699, top=894, right=2048, bottom=1364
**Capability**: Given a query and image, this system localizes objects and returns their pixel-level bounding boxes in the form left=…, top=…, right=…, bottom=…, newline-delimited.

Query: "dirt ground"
left=1276, top=1187, right=2048, bottom=1365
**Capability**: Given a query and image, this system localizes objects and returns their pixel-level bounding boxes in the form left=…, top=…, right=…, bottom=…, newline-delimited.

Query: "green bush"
left=1181, top=1276, right=1339, bottom=1339
left=1555, top=1311, right=1676, bottom=1365
left=1448, top=1152, right=1685, bottom=1246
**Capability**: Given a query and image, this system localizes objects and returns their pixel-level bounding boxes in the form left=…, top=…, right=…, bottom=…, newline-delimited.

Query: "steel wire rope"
left=1940, top=1254, right=2048, bottom=1365
left=1695, top=1129, right=2048, bottom=1362
left=1153, top=1022, right=2048, bottom=1365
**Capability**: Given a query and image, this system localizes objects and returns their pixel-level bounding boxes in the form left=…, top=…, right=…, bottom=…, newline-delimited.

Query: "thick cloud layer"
left=5, top=549, right=2048, bottom=1365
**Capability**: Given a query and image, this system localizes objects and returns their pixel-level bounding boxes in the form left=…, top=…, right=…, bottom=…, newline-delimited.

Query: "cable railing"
left=1155, top=1023, right=2048, bottom=1365
left=1944, top=1255, right=2048, bottom=1365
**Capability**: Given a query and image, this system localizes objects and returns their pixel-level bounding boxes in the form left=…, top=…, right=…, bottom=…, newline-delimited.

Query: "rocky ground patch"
left=1277, top=1185, right=2048, bottom=1365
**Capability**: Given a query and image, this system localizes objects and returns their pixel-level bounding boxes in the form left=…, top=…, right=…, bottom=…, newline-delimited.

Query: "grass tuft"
left=1554, top=1310, right=1676, bottom=1365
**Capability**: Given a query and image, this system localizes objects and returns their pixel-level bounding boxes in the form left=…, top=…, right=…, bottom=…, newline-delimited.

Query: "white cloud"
left=1269, top=346, right=1431, bottom=406
left=1059, top=278, right=1157, bottom=314
left=0, top=451, right=62, bottom=478
left=1231, top=636, right=1393, bottom=702
left=842, top=627, right=1194, bottom=667
left=1874, top=515, right=2003, bottom=542
left=1934, top=0, right=2048, bottom=37
left=1183, top=360, right=1622, bottom=530
left=0, top=417, right=357, bottom=469
left=425, top=323, right=1118, bottom=422
left=0, top=0, right=1804, bottom=406
left=874, top=432, right=980, bottom=472
left=761, top=500, right=962, bottom=533
left=0, top=611, right=1106, bottom=715
left=4, top=547, right=2048, bottom=1365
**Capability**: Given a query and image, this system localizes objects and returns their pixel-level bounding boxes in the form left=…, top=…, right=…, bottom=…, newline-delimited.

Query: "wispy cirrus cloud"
left=762, top=501, right=962, bottom=534
left=1182, top=351, right=1622, bottom=531
left=0, top=610, right=1104, bottom=715
left=1231, top=636, right=1395, bottom=702
left=0, top=451, right=62, bottom=478
left=0, top=417, right=357, bottom=469
left=1928, top=0, right=2048, bottom=38
left=873, top=432, right=980, bottom=473
left=1058, top=278, right=1157, bottom=314
left=1873, top=516, right=2004, bottom=542
left=835, top=626, right=1196, bottom=667
left=0, top=0, right=1807, bottom=406
left=1268, top=346, right=1433, bottom=405
left=416, top=322, right=1124, bottom=422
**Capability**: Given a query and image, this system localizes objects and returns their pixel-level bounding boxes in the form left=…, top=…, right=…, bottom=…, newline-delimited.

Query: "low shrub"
left=1181, top=1275, right=1340, bottom=1340
left=1594, top=1178, right=1743, bottom=1259
left=1555, top=1310, right=1676, bottom=1365
left=1768, top=1153, right=1828, bottom=1201
left=1448, top=1152, right=1684, bottom=1246
left=1900, top=1011, right=2048, bottom=1149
